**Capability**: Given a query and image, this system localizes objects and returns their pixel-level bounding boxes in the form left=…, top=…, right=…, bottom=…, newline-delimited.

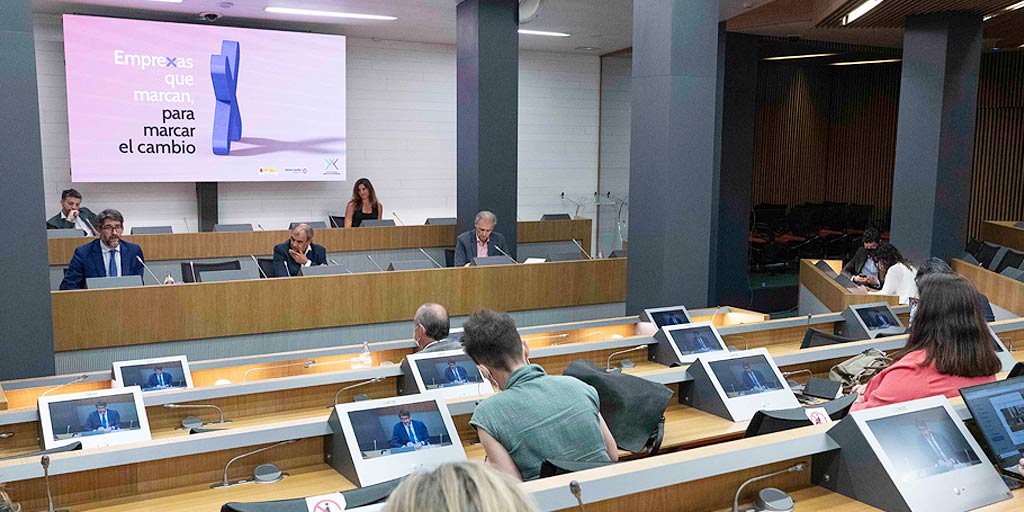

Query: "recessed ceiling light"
left=518, top=29, right=571, bottom=37
left=830, top=58, right=901, bottom=66
left=842, top=0, right=883, bottom=26
left=575, top=46, right=601, bottom=51
left=264, top=7, right=397, bottom=21
left=985, top=0, right=1024, bottom=21
left=763, top=53, right=838, bottom=61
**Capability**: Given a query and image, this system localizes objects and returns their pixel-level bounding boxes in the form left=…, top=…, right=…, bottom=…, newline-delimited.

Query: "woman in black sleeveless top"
left=345, top=178, right=383, bottom=227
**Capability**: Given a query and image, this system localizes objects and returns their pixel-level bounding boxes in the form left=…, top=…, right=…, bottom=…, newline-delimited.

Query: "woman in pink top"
left=851, top=273, right=1001, bottom=411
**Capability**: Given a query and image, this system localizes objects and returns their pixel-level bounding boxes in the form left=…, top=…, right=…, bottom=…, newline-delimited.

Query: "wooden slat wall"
left=751, top=61, right=901, bottom=210
left=968, top=51, right=1024, bottom=241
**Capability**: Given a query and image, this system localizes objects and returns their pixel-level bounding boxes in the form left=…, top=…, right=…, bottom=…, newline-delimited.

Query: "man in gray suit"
left=454, top=210, right=509, bottom=266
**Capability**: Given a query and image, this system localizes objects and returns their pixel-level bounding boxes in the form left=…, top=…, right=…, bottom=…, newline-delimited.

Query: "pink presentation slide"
left=62, top=14, right=347, bottom=182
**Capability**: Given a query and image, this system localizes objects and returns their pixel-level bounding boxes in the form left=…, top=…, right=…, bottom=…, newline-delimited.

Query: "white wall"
left=33, top=15, right=600, bottom=238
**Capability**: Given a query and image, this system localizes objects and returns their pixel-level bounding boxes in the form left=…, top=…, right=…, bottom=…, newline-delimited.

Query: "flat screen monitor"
left=38, top=387, right=151, bottom=450
left=405, top=349, right=494, bottom=400
left=112, top=355, right=193, bottom=392
left=334, top=395, right=465, bottom=486
left=960, top=377, right=1024, bottom=474
left=642, top=306, right=692, bottom=329
left=849, top=302, right=905, bottom=338
left=661, top=322, right=727, bottom=363
left=800, top=328, right=858, bottom=349
left=690, top=348, right=800, bottom=421
left=707, top=352, right=789, bottom=399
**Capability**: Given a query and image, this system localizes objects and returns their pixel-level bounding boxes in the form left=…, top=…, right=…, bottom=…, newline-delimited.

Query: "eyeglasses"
left=100, top=225, right=124, bottom=232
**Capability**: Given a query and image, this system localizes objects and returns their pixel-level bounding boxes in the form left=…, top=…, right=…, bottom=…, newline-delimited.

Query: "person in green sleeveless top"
left=462, top=310, right=618, bottom=481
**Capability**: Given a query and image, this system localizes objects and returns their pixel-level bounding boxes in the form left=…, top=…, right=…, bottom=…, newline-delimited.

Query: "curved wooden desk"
left=982, top=220, right=1024, bottom=254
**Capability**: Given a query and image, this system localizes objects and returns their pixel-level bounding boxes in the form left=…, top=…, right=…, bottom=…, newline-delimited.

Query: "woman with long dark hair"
left=869, top=242, right=917, bottom=304
left=344, top=178, right=383, bottom=227
left=852, top=273, right=1001, bottom=411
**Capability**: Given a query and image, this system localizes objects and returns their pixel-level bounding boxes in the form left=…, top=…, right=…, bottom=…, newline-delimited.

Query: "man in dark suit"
left=842, top=227, right=882, bottom=289
left=739, top=362, right=771, bottom=391
left=146, top=367, right=174, bottom=389
left=84, top=402, right=121, bottom=432
left=46, top=188, right=98, bottom=235
left=909, top=420, right=962, bottom=471
left=453, top=210, right=510, bottom=266
left=390, top=409, right=430, bottom=448
left=59, top=209, right=145, bottom=290
left=444, top=361, right=470, bottom=385
left=272, top=223, right=328, bottom=277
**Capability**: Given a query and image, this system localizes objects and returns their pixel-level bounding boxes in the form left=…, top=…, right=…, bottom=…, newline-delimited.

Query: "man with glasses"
left=59, top=209, right=146, bottom=290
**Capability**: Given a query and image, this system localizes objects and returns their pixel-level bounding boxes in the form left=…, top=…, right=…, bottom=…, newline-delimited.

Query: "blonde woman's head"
left=384, top=462, right=537, bottom=512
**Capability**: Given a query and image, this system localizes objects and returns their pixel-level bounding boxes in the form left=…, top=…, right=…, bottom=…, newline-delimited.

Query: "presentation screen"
left=62, top=14, right=347, bottom=182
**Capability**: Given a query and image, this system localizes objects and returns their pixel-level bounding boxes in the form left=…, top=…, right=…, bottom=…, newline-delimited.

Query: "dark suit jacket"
left=390, top=420, right=430, bottom=448
left=741, top=369, right=770, bottom=390
left=842, top=247, right=870, bottom=276
left=85, top=409, right=121, bottom=431
left=444, top=366, right=469, bottom=384
left=59, top=239, right=145, bottom=290
left=147, top=372, right=174, bottom=388
left=271, top=241, right=328, bottom=277
left=46, top=207, right=98, bottom=232
left=453, top=230, right=509, bottom=266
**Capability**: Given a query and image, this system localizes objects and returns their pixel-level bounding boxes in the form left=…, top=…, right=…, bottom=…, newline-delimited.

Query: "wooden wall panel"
left=968, top=51, right=1024, bottom=241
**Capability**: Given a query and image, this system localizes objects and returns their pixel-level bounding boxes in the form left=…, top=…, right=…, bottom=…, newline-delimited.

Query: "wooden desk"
left=0, top=384, right=6, bottom=411
left=51, top=258, right=626, bottom=351
left=47, top=219, right=593, bottom=265
left=982, top=220, right=1024, bottom=253
left=799, top=259, right=898, bottom=313
left=954, top=258, right=1024, bottom=316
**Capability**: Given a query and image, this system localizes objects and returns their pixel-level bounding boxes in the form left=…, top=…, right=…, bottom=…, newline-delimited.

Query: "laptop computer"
left=960, top=377, right=1024, bottom=478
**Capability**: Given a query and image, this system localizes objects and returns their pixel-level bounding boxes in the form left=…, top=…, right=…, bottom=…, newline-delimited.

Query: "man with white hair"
left=272, top=223, right=328, bottom=277
left=454, top=210, right=510, bottom=266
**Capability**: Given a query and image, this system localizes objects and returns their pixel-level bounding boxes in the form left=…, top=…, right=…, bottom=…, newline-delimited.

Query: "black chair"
left=180, top=260, right=243, bottom=283
left=130, top=226, right=173, bottom=235
left=743, top=393, right=859, bottom=438
left=994, top=248, right=1024, bottom=274
left=976, top=242, right=1002, bottom=269
left=255, top=258, right=275, bottom=279
left=966, top=239, right=983, bottom=259
left=221, top=478, right=402, bottom=512
left=0, top=441, right=82, bottom=461
left=327, top=214, right=345, bottom=228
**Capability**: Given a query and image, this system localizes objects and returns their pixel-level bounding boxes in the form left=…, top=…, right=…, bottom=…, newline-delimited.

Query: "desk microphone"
left=418, top=248, right=443, bottom=268
left=493, top=245, right=518, bottom=264
left=83, top=216, right=99, bottom=237
left=366, top=254, right=385, bottom=272
left=212, top=439, right=296, bottom=488
left=569, top=480, right=586, bottom=512
left=392, top=212, right=405, bottom=226
left=136, top=255, right=162, bottom=286
left=188, top=261, right=198, bottom=283
left=332, top=377, right=384, bottom=407
left=41, top=455, right=68, bottom=512
left=257, top=224, right=266, bottom=231
left=561, top=193, right=584, bottom=218
left=242, top=360, right=316, bottom=382
left=606, top=345, right=646, bottom=371
left=328, top=259, right=354, bottom=273
left=571, top=239, right=593, bottom=260
left=183, top=217, right=191, bottom=233
left=250, top=255, right=270, bottom=279
left=164, top=403, right=230, bottom=426
left=41, top=375, right=88, bottom=397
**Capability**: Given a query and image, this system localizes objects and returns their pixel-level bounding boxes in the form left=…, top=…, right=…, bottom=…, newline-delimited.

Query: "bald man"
left=272, top=223, right=328, bottom=277
left=414, top=303, right=462, bottom=353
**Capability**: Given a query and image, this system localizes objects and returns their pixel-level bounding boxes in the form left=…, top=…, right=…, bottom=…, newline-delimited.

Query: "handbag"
left=829, top=348, right=891, bottom=391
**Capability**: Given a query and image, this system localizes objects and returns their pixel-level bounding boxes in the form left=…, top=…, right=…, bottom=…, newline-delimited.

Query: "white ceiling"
left=32, top=0, right=772, bottom=55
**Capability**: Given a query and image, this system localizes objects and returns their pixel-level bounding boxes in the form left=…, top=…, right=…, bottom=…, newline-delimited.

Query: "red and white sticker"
left=804, top=407, right=832, bottom=425
left=305, top=493, right=347, bottom=512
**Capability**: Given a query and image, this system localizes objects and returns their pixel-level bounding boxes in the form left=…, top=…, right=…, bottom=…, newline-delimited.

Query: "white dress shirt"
left=101, top=243, right=122, bottom=277
left=871, top=262, right=918, bottom=305
left=61, top=210, right=94, bottom=235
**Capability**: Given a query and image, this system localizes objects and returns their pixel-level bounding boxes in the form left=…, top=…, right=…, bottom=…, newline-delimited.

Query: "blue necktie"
left=108, top=249, right=119, bottom=277
left=407, top=425, right=417, bottom=443
left=101, top=413, right=107, bottom=429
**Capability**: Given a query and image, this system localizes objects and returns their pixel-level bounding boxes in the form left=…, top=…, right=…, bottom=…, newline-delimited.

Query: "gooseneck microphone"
left=242, top=360, right=316, bottom=382
left=183, top=217, right=191, bottom=233
left=136, top=255, right=162, bottom=285
left=332, top=377, right=384, bottom=407
left=493, top=245, right=518, bottom=264
left=606, top=345, right=646, bottom=371
left=570, top=480, right=586, bottom=512
left=189, top=261, right=198, bottom=283
left=366, top=254, right=385, bottom=272
left=250, top=255, right=269, bottom=279
left=211, top=439, right=297, bottom=488
left=571, top=238, right=593, bottom=260
left=418, top=248, right=443, bottom=268
left=83, top=216, right=99, bottom=237
left=41, top=375, right=89, bottom=397
left=392, top=212, right=405, bottom=226
left=163, top=403, right=230, bottom=425
left=41, top=455, right=69, bottom=512
left=328, top=259, right=354, bottom=273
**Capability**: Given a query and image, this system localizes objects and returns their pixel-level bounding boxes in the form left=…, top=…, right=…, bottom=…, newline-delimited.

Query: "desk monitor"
left=680, top=348, right=799, bottom=422
left=812, top=396, right=1011, bottom=512
left=540, top=213, right=572, bottom=221
left=47, top=228, right=86, bottom=238
left=472, top=256, right=514, bottom=266
left=650, top=322, right=727, bottom=366
left=988, top=326, right=1018, bottom=371
left=387, top=260, right=435, bottom=271
left=361, top=219, right=396, bottom=227
left=300, top=265, right=351, bottom=277
left=814, top=260, right=859, bottom=289
left=199, top=269, right=250, bottom=283
left=85, top=275, right=143, bottom=289
left=839, top=302, right=905, bottom=340
left=641, top=305, right=692, bottom=329
left=327, top=395, right=465, bottom=487
left=799, top=328, right=858, bottom=349
left=112, top=355, right=193, bottom=392
left=38, top=386, right=151, bottom=450
left=405, top=349, right=493, bottom=399
left=961, top=377, right=1024, bottom=477
left=424, top=217, right=457, bottom=225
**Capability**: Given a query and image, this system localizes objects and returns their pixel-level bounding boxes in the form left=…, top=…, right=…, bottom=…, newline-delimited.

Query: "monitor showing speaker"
left=641, top=305, right=692, bottom=329
left=38, top=387, right=151, bottom=450
left=838, top=302, right=905, bottom=340
left=679, top=348, right=799, bottom=422
left=403, top=349, right=494, bottom=400
left=650, top=322, right=727, bottom=366
left=112, top=355, right=193, bottom=392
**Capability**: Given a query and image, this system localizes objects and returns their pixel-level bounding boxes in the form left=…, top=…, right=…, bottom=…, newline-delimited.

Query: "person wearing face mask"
left=843, top=227, right=882, bottom=288
left=412, top=303, right=462, bottom=353
left=271, top=223, right=327, bottom=277
left=461, top=309, right=618, bottom=481
left=59, top=209, right=145, bottom=290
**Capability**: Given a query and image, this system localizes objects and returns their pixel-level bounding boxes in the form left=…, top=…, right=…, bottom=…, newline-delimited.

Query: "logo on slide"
left=324, top=158, right=341, bottom=175
left=211, top=40, right=242, bottom=155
